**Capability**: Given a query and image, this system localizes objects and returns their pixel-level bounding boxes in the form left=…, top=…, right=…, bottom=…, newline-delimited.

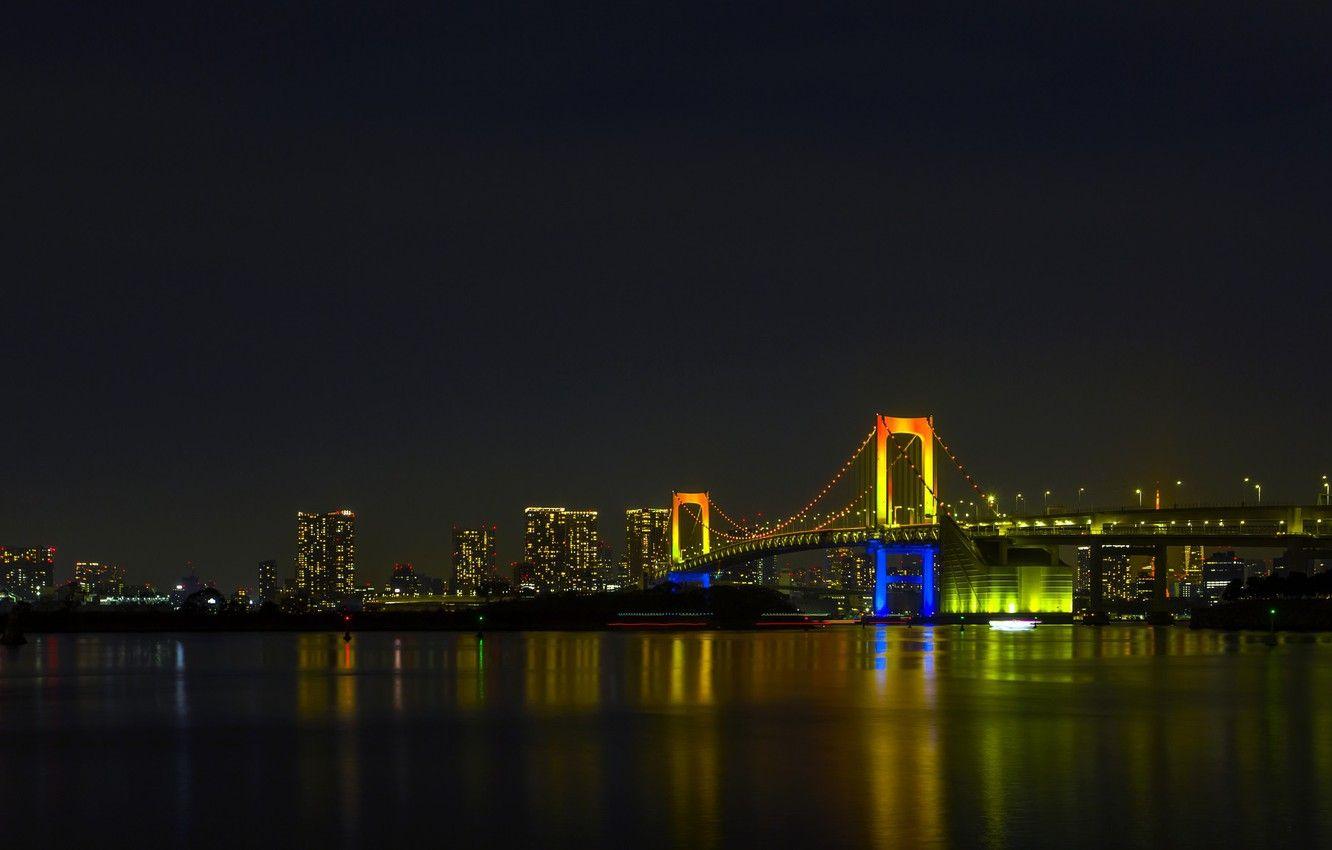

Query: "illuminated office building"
left=0, top=546, right=55, bottom=602
left=385, top=562, right=424, bottom=597
left=1075, top=545, right=1134, bottom=602
left=1202, top=551, right=1261, bottom=602
left=1182, top=545, right=1204, bottom=584
left=624, top=508, right=670, bottom=588
left=257, top=559, right=278, bottom=601
left=74, top=561, right=125, bottom=596
left=452, top=525, right=497, bottom=595
left=825, top=546, right=873, bottom=592
left=523, top=507, right=599, bottom=592
left=295, top=509, right=357, bottom=605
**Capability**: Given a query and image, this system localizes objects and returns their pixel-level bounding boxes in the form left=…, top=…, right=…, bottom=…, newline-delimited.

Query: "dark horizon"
left=6, top=1, right=1330, bottom=589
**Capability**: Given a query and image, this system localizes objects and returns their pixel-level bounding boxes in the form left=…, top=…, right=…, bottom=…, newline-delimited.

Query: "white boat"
left=988, top=619, right=1038, bottom=632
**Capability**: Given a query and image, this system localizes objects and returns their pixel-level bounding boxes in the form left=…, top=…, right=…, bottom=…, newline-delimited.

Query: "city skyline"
left=10, top=467, right=1332, bottom=593
left=6, top=1, right=1330, bottom=591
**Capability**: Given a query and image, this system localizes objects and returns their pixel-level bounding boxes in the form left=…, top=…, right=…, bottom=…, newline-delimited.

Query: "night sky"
left=6, top=2, right=1330, bottom=589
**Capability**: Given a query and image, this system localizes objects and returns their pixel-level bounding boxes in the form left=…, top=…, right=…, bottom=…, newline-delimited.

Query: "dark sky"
left=5, top=1, right=1330, bottom=589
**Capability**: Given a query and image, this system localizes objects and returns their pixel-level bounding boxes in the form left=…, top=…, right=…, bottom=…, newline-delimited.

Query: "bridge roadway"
left=678, top=504, right=1332, bottom=573
left=972, top=503, right=1332, bottom=549
left=674, top=524, right=939, bottom=572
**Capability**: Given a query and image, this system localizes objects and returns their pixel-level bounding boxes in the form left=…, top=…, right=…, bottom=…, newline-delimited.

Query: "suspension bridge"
left=668, top=414, right=1332, bottom=620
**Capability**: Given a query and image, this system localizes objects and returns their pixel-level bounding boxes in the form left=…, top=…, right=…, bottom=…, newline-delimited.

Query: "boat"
left=988, top=619, right=1038, bottom=632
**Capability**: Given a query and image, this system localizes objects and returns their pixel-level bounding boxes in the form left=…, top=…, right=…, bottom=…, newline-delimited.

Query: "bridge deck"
left=676, top=505, right=1332, bottom=572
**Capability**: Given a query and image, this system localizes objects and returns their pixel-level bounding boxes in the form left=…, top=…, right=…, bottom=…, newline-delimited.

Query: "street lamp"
left=1044, top=489, right=1052, bottom=511
left=1135, top=488, right=1143, bottom=507
left=1254, top=482, right=1262, bottom=503
left=1077, top=487, right=1085, bottom=506
left=1016, top=493, right=1024, bottom=513
left=1322, top=475, right=1329, bottom=505
left=1243, top=477, right=1251, bottom=503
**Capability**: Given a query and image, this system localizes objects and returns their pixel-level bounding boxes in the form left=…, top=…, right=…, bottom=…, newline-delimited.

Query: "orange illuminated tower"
left=670, top=492, right=710, bottom=563
left=875, top=415, right=936, bottom=526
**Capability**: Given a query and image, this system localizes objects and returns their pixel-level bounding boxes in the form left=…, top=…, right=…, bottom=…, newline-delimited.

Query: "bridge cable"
left=925, top=419, right=1001, bottom=517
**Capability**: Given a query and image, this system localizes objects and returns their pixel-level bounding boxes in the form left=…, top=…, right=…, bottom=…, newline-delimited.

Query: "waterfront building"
left=451, top=525, right=497, bottom=596
left=73, top=561, right=125, bottom=596
left=624, top=507, right=670, bottom=588
left=384, top=562, right=424, bottom=597
left=0, top=546, right=56, bottom=602
left=1202, top=551, right=1260, bottom=602
left=258, top=559, right=278, bottom=601
left=295, top=509, right=357, bottom=606
left=169, top=573, right=207, bottom=608
left=523, top=507, right=599, bottom=592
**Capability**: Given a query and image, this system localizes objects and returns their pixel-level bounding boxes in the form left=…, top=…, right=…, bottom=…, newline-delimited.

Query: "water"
left=2, top=626, right=1330, bottom=849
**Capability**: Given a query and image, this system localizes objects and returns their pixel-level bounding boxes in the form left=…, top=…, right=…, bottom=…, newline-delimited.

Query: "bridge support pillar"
left=921, top=547, right=936, bottom=618
left=870, top=541, right=889, bottom=617
left=868, top=541, right=936, bottom=619
left=1149, top=543, right=1173, bottom=624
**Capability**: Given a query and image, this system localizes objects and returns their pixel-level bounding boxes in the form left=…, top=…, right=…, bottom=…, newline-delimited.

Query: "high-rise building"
left=295, top=510, right=357, bottom=606
left=1182, top=545, right=1204, bottom=584
left=1075, top=545, right=1134, bottom=603
left=523, top=507, right=599, bottom=592
left=624, top=508, right=670, bottom=588
left=73, top=561, right=125, bottom=596
left=0, top=546, right=56, bottom=602
left=257, top=559, right=278, bottom=601
left=452, top=525, right=498, bottom=596
left=825, top=547, right=873, bottom=592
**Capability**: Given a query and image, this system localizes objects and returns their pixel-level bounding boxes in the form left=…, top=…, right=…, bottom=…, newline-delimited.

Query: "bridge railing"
left=1022, top=502, right=1320, bottom=518
left=967, top=521, right=1296, bottom=537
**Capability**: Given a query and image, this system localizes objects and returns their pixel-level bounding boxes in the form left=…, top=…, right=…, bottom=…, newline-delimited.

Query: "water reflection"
left=1, top=627, right=1331, bottom=848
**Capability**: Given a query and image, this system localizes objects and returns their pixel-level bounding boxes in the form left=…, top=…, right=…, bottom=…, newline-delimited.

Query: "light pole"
left=1322, top=475, right=1329, bottom=505
left=1254, top=482, right=1262, bottom=503
left=1016, top=493, right=1024, bottom=514
left=1135, top=488, right=1143, bottom=508
left=986, top=494, right=996, bottom=518
left=1044, top=490, right=1052, bottom=511
left=1243, top=477, right=1251, bottom=503
left=1077, top=487, right=1085, bottom=506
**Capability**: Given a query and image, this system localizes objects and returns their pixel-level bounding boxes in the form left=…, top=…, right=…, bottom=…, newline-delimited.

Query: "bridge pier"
left=870, top=541, right=889, bottom=616
left=868, top=540, right=936, bottom=619
left=1148, top=543, right=1173, bottom=625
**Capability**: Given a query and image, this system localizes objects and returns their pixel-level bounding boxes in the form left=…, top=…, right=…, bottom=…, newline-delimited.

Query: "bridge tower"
left=670, top=492, right=711, bottom=563
left=875, top=415, right=937, bottom=527
left=868, top=415, right=940, bottom=618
